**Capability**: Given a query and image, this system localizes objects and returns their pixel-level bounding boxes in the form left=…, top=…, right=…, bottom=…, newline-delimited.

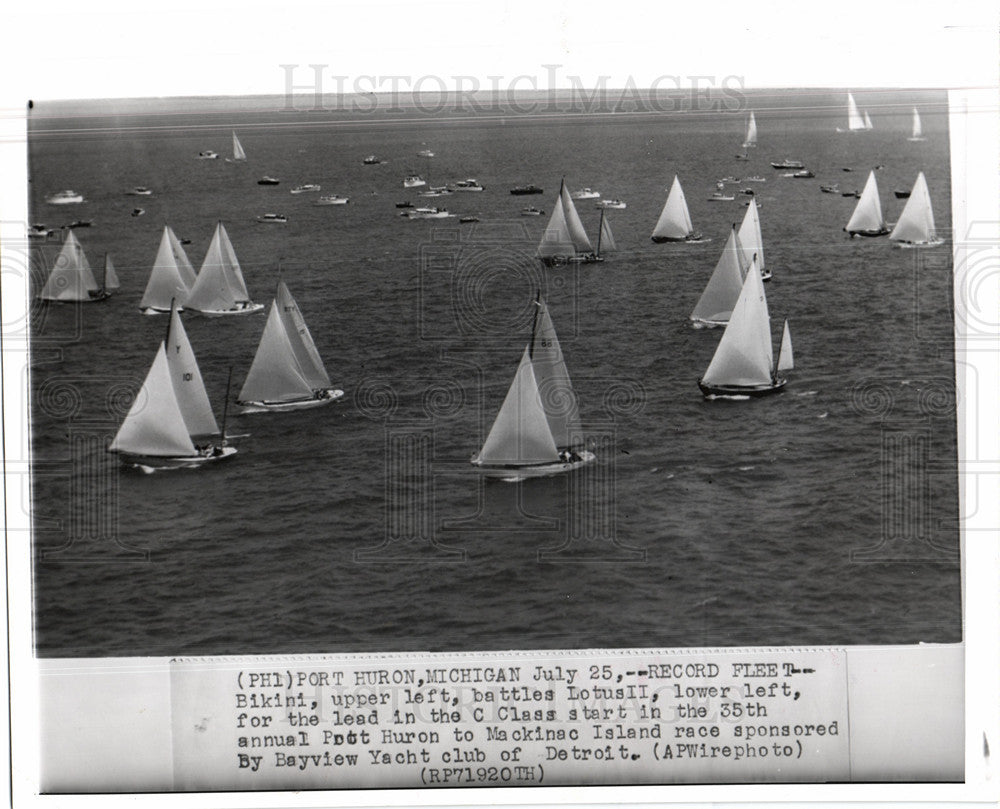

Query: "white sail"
left=651, top=176, right=694, bottom=241
left=845, top=171, right=886, bottom=234
left=889, top=172, right=938, bottom=244
left=141, top=227, right=191, bottom=311
left=475, top=346, right=560, bottom=466
left=239, top=300, right=315, bottom=404
left=110, top=343, right=198, bottom=457
left=103, top=255, right=120, bottom=290
left=847, top=93, right=865, bottom=131
left=690, top=227, right=748, bottom=325
left=737, top=199, right=765, bottom=274
left=558, top=180, right=593, bottom=254
left=597, top=211, right=617, bottom=255
left=702, top=257, right=774, bottom=388
left=863, top=110, right=873, bottom=130
left=185, top=222, right=254, bottom=312
left=166, top=225, right=198, bottom=288
left=232, top=131, right=247, bottom=161
left=743, top=111, right=758, bottom=147
left=529, top=297, right=581, bottom=449
left=537, top=196, right=575, bottom=259
left=39, top=230, right=101, bottom=301
left=776, top=320, right=794, bottom=373
left=275, top=281, right=332, bottom=390
left=165, top=304, right=219, bottom=437
left=909, top=108, right=925, bottom=140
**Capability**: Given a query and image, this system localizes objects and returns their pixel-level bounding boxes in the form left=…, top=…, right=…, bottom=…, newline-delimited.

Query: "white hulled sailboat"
left=536, top=179, right=598, bottom=265
left=184, top=222, right=263, bottom=316
left=237, top=281, right=345, bottom=411
left=742, top=111, right=758, bottom=148
left=140, top=225, right=197, bottom=314
left=690, top=225, right=749, bottom=328
left=889, top=172, right=943, bottom=247
left=651, top=176, right=704, bottom=243
left=698, top=260, right=793, bottom=398
left=908, top=108, right=926, bottom=142
left=737, top=199, right=769, bottom=281
left=472, top=296, right=594, bottom=479
left=844, top=171, right=889, bottom=237
left=227, top=131, right=247, bottom=162
left=109, top=303, right=236, bottom=470
left=837, top=92, right=867, bottom=132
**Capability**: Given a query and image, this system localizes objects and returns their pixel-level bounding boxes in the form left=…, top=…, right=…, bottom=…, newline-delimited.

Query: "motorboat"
left=256, top=213, right=288, bottom=223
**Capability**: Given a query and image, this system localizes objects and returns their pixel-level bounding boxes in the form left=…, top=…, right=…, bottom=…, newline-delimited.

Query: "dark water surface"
left=28, top=91, right=960, bottom=656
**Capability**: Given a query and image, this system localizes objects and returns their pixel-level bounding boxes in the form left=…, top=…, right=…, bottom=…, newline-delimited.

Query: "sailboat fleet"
left=37, top=95, right=944, bottom=475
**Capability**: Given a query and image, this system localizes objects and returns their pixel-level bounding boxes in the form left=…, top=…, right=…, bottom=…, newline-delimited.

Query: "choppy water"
left=28, top=90, right=960, bottom=657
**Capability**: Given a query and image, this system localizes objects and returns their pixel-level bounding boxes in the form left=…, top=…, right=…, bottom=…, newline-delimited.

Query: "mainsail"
left=239, top=300, right=316, bottom=404
left=167, top=225, right=198, bottom=287
left=909, top=108, right=925, bottom=141
left=141, top=226, right=193, bottom=312
left=596, top=211, right=617, bottom=256
left=702, top=258, right=774, bottom=388
left=889, top=172, right=938, bottom=244
left=690, top=226, right=749, bottom=325
left=651, top=176, right=695, bottom=241
left=737, top=200, right=765, bottom=276
left=109, top=343, right=199, bottom=458
left=275, top=281, right=332, bottom=390
left=165, top=303, right=219, bottom=437
left=475, top=346, right=560, bottom=466
left=863, top=110, right=873, bottom=130
left=742, top=111, right=758, bottom=147
left=845, top=171, right=886, bottom=235
left=184, top=222, right=255, bottom=313
left=847, top=93, right=865, bottom=131
left=529, top=297, right=581, bottom=449
left=776, top=320, right=794, bottom=373
left=102, top=255, right=120, bottom=291
left=232, top=131, right=247, bottom=161
left=39, top=230, right=101, bottom=301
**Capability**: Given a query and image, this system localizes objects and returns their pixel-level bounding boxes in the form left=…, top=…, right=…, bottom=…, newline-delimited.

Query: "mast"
left=221, top=367, right=233, bottom=446
left=596, top=209, right=605, bottom=257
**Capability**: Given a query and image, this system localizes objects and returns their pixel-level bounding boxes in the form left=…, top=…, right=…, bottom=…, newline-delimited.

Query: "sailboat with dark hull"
left=536, top=179, right=599, bottom=265
left=471, top=297, right=594, bottom=480
left=109, top=303, right=237, bottom=470
left=38, top=231, right=115, bottom=303
left=698, top=261, right=792, bottom=398
left=651, top=176, right=704, bottom=243
left=844, top=171, right=889, bottom=237
left=237, top=281, right=345, bottom=412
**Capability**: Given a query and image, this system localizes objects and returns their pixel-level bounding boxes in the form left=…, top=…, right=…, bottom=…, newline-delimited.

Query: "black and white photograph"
left=3, top=1, right=998, bottom=805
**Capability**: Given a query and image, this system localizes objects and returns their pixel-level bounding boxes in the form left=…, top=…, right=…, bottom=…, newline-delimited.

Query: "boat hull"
left=472, top=450, right=596, bottom=481
left=539, top=254, right=602, bottom=267
left=140, top=305, right=184, bottom=316
left=111, top=445, right=238, bottom=471
left=698, top=378, right=787, bottom=398
left=238, top=389, right=345, bottom=413
left=845, top=228, right=889, bottom=237
left=892, top=239, right=945, bottom=249
left=188, top=303, right=265, bottom=317
left=651, top=233, right=707, bottom=244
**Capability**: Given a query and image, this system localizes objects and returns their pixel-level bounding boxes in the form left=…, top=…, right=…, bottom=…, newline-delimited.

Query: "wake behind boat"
left=237, top=281, right=344, bottom=412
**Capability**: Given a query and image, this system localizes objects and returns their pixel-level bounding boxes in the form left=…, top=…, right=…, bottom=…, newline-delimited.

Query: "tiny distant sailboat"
left=184, top=222, right=264, bottom=316
left=738, top=199, right=770, bottom=281
left=863, top=110, right=874, bottom=130
left=742, top=111, right=758, bottom=149
left=889, top=172, right=944, bottom=248
left=472, top=297, right=594, bottom=479
left=140, top=225, right=197, bottom=314
left=651, top=176, right=704, bottom=243
left=908, top=108, right=926, bottom=142
left=536, top=178, right=598, bottom=265
left=38, top=231, right=114, bottom=302
left=595, top=210, right=617, bottom=258
left=844, top=170, right=889, bottom=237
left=837, top=92, right=867, bottom=132
left=698, top=261, right=792, bottom=398
left=690, top=225, right=749, bottom=328
left=237, top=281, right=345, bottom=412
left=46, top=190, right=84, bottom=205
left=226, top=132, right=247, bottom=162
left=109, top=303, right=237, bottom=470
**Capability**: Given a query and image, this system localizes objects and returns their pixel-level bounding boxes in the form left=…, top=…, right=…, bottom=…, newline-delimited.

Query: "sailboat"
left=109, top=302, right=237, bottom=470
left=226, top=131, right=247, bottom=162
left=698, top=259, right=793, bottom=398
left=908, top=108, right=926, bottom=142
left=889, top=172, right=944, bottom=248
left=836, top=92, right=867, bottom=132
left=651, top=176, right=704, bottom=243
left=183, top=222, right=264, bottom=316
left=471, top=297, right=594, bottom=479
left=844, top=170, right=889, bottom=237
left=38, top=230, right=113, bottom=302
left=237, top=281, right=345, bottom=411
left=536, top=178, right=598, bottom=265
left=690, top=225, right=748, bottom=328
left=737, top=199, right=770, bottom=281
left=140, top=225, right=198, bottom=314
left=863, top=111, right=874, bottom=130
left=595, top=209, right=617, bottom=258
left=742, top=111, right=758, bottom=148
